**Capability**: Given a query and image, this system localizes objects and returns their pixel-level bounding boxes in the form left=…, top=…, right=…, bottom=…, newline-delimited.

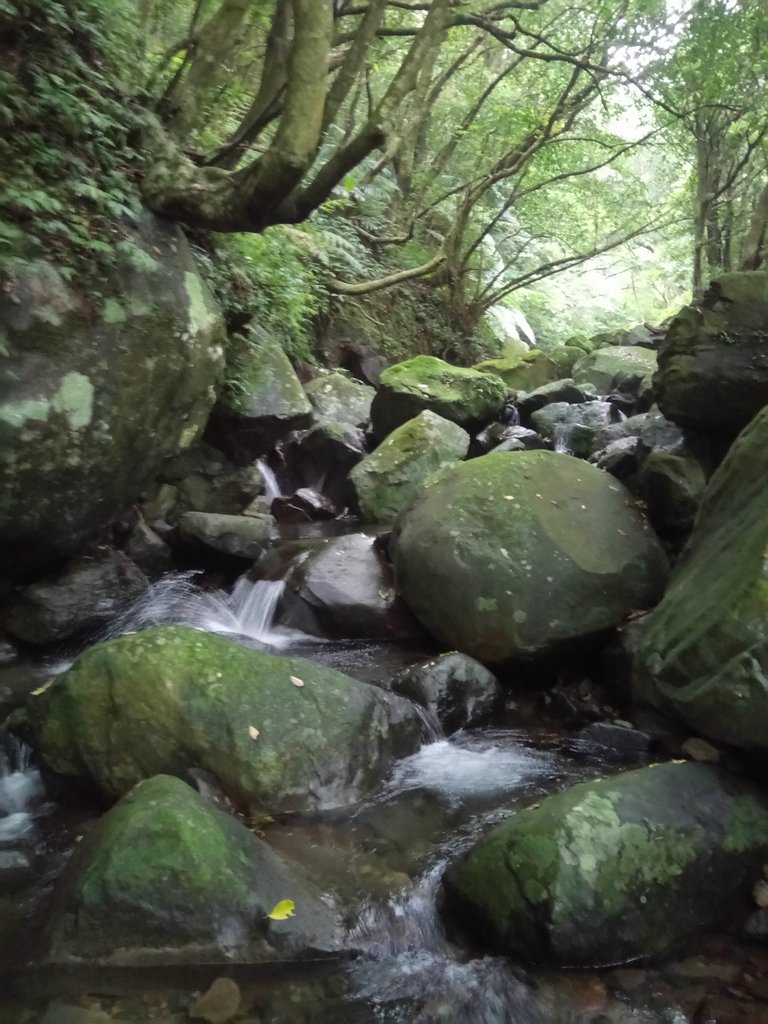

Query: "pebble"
left=681, top=736, right=720, bottom=763
left=190, top=977, right=242, bottom=1024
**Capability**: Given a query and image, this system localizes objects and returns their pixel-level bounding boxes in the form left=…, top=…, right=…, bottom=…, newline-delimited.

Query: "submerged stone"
left=370, top=356, right=506, bottom=440
left=443, top=762, right=768, bottom=965
left=21, top=626, right=421, bottom=810
left=350, top=410, right=469, bottom=523
left=390, top=451, right=667, bottom=664
left=48, top=775, right=340, bottom=963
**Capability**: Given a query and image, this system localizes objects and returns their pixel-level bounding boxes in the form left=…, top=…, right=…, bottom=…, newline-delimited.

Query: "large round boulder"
left=47, top=775, right=340, bottom=963
left=654, top=272, right=768, bottom=434
left=304, top=371, right=375, bottom=428
left=473, top=351, right=560, bottom=392
left=370, top=356, right=506, bottom=440
left=0, top=214, right=225, bottom=573
left=350, top=410, right=469, bottom=523
left=390, top=451, right=668, bottom=663
left=631, top=405, right=768, bottom=757
left=443, top=762, right=768, bottom=966
left=19, top=626, right=422, bottom=810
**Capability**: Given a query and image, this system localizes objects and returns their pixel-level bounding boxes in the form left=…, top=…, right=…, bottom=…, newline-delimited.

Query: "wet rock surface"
left=5, top=551, right=147, bottom=646
left=391, top=652, right=503, bottom=733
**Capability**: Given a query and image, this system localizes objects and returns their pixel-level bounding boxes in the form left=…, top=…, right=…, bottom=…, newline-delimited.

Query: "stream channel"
left=0, top=522, right=765, bottom=1024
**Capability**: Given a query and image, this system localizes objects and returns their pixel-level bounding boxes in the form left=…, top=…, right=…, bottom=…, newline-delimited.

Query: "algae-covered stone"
left=350, top=410, right=469, bottom=523
left=516, top=379, right=594, bottom=420
left=443, top=762, right=768, bottom=965
left=631, top=406, right=768, bottom=756
left=370, top=356, right=506, bottom=440
left=23, top=626, right=421, bottom=810
left=48, top=775, right=340, bottom=963
left=473, top=351, right=559, bottom=392
left=390, top=451, right=667, bottom=664
left=0, top=214, right=225, bottom=572
left=304, top=372, right=375, bottom=428
left=572, top=347, right=657, bottom=397
left=654, top=273, right=768, bottom=434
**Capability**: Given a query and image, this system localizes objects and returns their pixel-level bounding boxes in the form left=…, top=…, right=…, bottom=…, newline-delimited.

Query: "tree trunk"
left=740, top=178, right=768, bottom=270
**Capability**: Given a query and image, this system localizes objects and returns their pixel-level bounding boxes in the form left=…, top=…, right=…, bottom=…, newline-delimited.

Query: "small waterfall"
left=107, top=570, right=311, bottom=649
left=553, top=422, right=573, bottom=455
left=0, top=737, right=44, bottom=845
left=256, top=458, right=282, bottom=501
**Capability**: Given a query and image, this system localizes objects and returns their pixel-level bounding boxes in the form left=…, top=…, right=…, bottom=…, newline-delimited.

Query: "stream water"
left=0, top=549, right=764, bottom=1023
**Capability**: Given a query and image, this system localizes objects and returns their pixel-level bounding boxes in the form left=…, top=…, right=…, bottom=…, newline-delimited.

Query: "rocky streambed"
left=4, top=271, right=768, bottom=1023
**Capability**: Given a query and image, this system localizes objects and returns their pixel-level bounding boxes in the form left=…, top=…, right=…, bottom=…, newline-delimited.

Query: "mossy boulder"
left=47, top=775, right=340, bottom=963
left=177, top=511, right=274, bottom=561
left=206, top=325, right=311, bottom=462
left=443, top=762, right=768, bottom=966
left=0, top=213, right=225, bottom=573
left=572, top=347, right=657, bottom=397
left=631, top=406, right=768, bottom=757
left=473, top=351, right=559, bottom=392
left=22, top=626, right=421, bottom=810
left=370, top=356, right=506, bottom=440
left=390, top=451, right=668, bottom=664
left=350, top=410, right=469, bottom=523
left=304, top=372, right=375, bottom=428
left=654, top=273, right=768, bottom=434
left=638, top=447, right=707, bottom=539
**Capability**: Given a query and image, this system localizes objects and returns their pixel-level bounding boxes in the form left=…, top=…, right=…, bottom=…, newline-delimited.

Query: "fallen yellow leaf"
left=267, top=899, right=295, bottom=921
left=290, top=676, right=305, bottom=687
left=248, top=726, right=260, bottom=740
left=30, top=679, right=55, bottom=697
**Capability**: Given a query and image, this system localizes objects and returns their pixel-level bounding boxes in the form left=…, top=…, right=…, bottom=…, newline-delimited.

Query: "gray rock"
left=638, top=446, right=707, bottom=537
left=531, top=401, right=615, bottom=458
left=304, top=371, right=375, bottom=428
left=293, top=420, right=366, bottom=509
left=655, top=272, right=768, bottom=434
left=124, top=521, right=172, bottom=577
left=590, top=437, right=641, bottom=482
left=575, top=721, right=651, bottom=761
left=0, top=849, right=35, bottom=892
left=177, top=512, right=274, bottom=561
left=281, top=534, right=396, bottom=639
left=517, top=379, right=596, bottom=420
left=392, top=653, right=503, bottom=733
left=6, top=551, right=147, bottom=645
left=157, top=442, right=265, bottom=519
left=0, top=213, right=225, bottom=573
left=490, top=427, right=548, bottom=454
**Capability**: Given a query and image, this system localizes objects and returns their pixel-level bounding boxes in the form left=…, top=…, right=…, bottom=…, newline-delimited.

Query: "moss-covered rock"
left=304, top=372, right=375, bottom=428
left=350, top=410, right=469, bottom=523
left=22, top=626, right=421, bottom=810
left=390, top=451, right=668, bottom=664
left=654, top=273, right=768, bottom=434
left=443, top=762, right=768, bottom=966
left=631, top=406, right=768, bottom=756
left=177, top=511, right=273, bottom=561
left=572, top=347, right=657, bottom=397
left=47, top=775, right=340, bottom=963
left=473, top=351, right=560, bottom=392
left=638, top=448, right=707, bottom=539
left=207, top=325, right=311, bottom=462
left=370, top=356, right=506, bottom=440
left=0, top=214, right=225, bottom=573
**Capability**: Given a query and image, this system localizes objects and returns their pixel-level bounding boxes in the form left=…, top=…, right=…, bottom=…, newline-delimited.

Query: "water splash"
left=0, top=738, right=44, bottom=845
left=384, top=733, right=562, bottom=805
left=553, top=422, right=573, bottom=455
left=350, top=862, right=449, bottom=958
left=256, top=458, right=282, bottom=501
left=107, top=570, right=312, bottom=649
